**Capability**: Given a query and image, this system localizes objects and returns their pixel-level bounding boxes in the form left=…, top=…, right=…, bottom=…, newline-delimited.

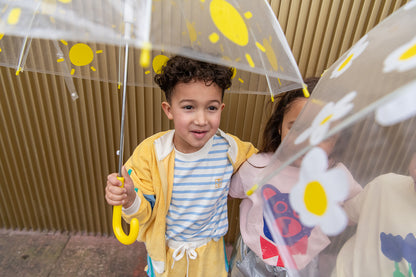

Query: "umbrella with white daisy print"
left=246, top=2, right=416, bottom=276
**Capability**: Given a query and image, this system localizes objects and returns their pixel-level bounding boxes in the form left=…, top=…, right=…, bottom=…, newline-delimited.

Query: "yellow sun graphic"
left=57, top=41, right=102, bottom=75
left=261, top=36, right=279, bottom=71
left=209, top=0, right=248, bottom=46
left=222, top=56, right=242, bottom=83
left=185, top=20, right=201, bottom=46
left=209, top=0, right=255, bottom=67
left=207, top=0, right=279, bottom=76
left=40, top=0, right=72, bottom=24
left=4, top=1, right=72, bottom=26
left=7, top=7, right=21, bottom=25
left=152, top=54, right=169, bottom=74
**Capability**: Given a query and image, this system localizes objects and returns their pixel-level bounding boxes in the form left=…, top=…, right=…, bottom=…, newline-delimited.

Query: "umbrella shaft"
left=118, top=44, right=130, bottom=177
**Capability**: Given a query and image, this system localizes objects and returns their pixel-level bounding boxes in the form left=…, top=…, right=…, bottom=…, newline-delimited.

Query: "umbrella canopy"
left=0, top=0, right=305, bottom=100
left=247, top=2, right=416, bottom=276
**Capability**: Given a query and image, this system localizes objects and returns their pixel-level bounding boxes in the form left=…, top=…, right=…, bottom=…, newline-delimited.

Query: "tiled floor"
left=0, top=229, right=233, bottom=277
left=0, top=229, right=147, bottom=276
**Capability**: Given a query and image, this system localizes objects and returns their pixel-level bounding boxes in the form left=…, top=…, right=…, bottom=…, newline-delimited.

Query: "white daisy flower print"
left=295, top=91, right=357, bottom=146
left=331, top=35, right=369, bottom=79
left=376, top=80, right=416, bottom=126
left=383, top=36, right=416, bottom=73
left=404, top=0, right=416, bottom=10
left=289, top=147, right=349, bottom=236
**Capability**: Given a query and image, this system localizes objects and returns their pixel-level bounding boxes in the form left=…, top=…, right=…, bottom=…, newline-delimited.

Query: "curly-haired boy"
left=106, top=55, right=257, bottom=276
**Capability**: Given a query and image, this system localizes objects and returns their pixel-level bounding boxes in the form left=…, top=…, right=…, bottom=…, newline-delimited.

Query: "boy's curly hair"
left=154, top=55, right=234, bottom=103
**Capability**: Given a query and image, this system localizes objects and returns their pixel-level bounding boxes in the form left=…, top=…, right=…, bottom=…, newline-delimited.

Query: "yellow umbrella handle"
left=112, top=176, right=139, bottom=245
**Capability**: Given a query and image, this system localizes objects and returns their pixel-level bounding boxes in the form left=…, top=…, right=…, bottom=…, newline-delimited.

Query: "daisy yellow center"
left=337, top=54, right=354, bottom=71
left=304, top=181, right=327, bottom=216
left=320, top=114, right=333, bottom=125
left=399, top=44, right=416, bottom=61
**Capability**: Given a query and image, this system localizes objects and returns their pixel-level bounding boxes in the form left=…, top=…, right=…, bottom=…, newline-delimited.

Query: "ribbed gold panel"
left=0, top=0, right=408, bottom=244
left=268, top=0, right=409, bottom=78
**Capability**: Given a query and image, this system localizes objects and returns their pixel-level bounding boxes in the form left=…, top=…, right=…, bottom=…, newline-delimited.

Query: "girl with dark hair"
left=229, top=78, right=362, bottom=276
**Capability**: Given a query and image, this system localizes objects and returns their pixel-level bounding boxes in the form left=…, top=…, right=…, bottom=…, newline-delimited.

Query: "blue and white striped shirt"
left=166, top=134, right=233, bottom=241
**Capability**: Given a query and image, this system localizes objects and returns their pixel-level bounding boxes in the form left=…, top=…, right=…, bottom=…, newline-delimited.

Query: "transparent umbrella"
left=0, top=0, right=306, bottom=99
left=0, top=0, right=306, bottom=245
left=244, top=2, right=416, bottom=276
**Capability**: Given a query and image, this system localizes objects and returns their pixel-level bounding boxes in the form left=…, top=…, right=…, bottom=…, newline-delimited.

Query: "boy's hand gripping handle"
left=112, top=176, right=139, bottom=245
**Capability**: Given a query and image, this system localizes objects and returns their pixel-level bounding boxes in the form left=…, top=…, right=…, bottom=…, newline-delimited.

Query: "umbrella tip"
left=246, top=184, right=259, bottom=196
left=16, top=67, right=22, bottom=76
left=140, top=42, right=152, bottom=68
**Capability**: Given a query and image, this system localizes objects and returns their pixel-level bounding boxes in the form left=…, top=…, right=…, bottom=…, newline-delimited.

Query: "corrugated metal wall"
left=0, top=0, right=408, bottom=243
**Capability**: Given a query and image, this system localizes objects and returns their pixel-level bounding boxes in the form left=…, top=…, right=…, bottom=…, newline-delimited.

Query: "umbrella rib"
left=118, top=43, right=129, bottom=176
left=16, top=2, right=41, bottom=74
left=52, top=41, right=79, bottom=100
left=117, top=0, right=137, bottom=176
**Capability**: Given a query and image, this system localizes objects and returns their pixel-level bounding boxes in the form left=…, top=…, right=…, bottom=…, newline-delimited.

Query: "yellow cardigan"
left=123, top=129, right=257, bottom=272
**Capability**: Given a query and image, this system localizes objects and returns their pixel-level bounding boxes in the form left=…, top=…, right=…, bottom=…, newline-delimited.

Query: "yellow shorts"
left=149, top=237, right=228, bottom=277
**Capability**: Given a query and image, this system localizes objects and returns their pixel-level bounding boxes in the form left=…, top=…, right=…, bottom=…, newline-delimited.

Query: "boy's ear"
left=220, top=103, right=225, bottom=111
left=161, top=101, right=174, bottom=120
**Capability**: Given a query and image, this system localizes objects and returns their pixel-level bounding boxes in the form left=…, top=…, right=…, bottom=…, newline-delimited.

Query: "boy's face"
left=162, top=81, right=225, bottom=153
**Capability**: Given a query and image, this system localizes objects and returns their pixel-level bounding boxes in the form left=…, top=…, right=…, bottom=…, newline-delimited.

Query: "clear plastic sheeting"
left=249, top=2, right=416, bottom=276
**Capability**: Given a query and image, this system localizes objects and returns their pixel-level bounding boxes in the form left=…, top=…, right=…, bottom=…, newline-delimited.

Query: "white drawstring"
left=171, top=243, right=198, bottom=277
left=168, top=238, right=211, bottom=277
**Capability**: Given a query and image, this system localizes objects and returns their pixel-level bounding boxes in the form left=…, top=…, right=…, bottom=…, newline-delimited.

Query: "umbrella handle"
left=112, top=177, right=139, bottom=245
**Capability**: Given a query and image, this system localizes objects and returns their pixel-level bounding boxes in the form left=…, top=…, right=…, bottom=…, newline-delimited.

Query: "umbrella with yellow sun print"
left=0, top=0, right=306, bottom=100
left=0, top=0, right=306, bottom=245
left=241, top=2, right=416, bottom=276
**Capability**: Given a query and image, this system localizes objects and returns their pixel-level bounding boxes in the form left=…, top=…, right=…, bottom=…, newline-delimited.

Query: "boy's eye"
left=183, top=105, right=193, bottom=110
left=208, top=106, right=218, bottom=111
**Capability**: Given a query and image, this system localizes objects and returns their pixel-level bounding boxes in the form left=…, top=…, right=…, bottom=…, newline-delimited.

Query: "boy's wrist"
left=122, top=194, right=141, bottom=215
left=123, top=193, right=135, bottom=209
